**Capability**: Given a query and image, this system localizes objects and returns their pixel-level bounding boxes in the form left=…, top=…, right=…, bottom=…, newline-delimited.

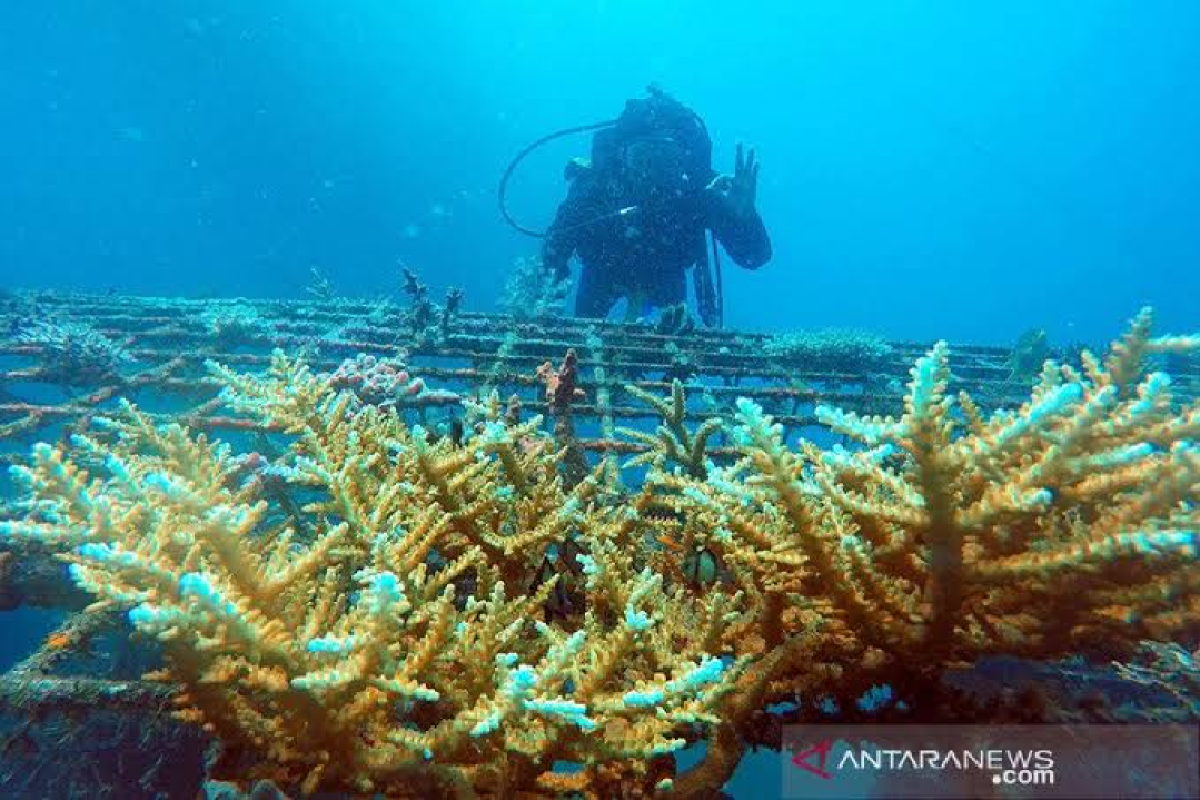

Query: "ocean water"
left=3, top=2, right=1198, bottom=343
left=1, top=2, right=1197, bottom=798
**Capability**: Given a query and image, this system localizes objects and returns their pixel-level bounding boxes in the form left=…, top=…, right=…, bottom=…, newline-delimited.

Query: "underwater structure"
left=0, top=291, right=1197, bottom=798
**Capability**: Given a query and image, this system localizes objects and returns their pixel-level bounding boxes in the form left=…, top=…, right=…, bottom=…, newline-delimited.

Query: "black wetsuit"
left=541, top=103, right=772, bottom=323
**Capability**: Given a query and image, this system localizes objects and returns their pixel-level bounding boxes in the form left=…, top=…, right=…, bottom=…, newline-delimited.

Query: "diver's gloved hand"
left=706, top=142, right=760, bottom=220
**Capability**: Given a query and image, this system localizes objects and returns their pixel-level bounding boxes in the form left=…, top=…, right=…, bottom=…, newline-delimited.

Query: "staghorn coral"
left=804, top=306, right=1198, bottom=662
left=620, top=379, right=721, bottom=479
left=14, top=318, right=134, bottom=383
left=1111, top=641, right=1200, bottom=720
left=501, top=256, right=572, bottom=319
left=202, top=303, right=272, bottom=347
left=653, top=309, right=1199, bottom=791
left=1, top=308, right=1197, bottom=797
left=664, top=310, right=1197, bottom=677
left=399, top=266, right=463, bottom=345
left=324, top=352, right=459, bottom=409
left=763, top=327, right=893, bottom=371
left=1, top=352, right=743, bottom=797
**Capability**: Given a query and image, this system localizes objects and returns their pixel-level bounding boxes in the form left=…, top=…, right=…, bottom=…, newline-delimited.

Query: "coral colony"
left=0, top=301, right=1197, bottom=797
left=14, top=318, right=134, bottom=383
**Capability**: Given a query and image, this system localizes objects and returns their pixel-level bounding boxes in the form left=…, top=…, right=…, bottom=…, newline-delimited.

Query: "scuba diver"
left=499, top=87, right=772, bottom=326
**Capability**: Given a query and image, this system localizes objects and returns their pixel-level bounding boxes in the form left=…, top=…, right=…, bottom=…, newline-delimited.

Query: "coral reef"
left=620, top=379, right=720, bottom=479
left=400, top=267, right=463, bottom=345
left=764, top=327, right=893, bottom=371
left=202, top=303, right=272, bottom=347
left=12, top=318, right=134, bottom=383
left=501, top=256, right=572, bottom=319
left=2, top=352, right=738, bottom=797
left=804, top=309, right=1197, bottom=660
left=1111, top=641, right=1200, bottom=720
left=536, top=349, right=588, bottom=488
left=1, top=308, right=1197, bottom=797
left=325, top=353, right=459, bottom=409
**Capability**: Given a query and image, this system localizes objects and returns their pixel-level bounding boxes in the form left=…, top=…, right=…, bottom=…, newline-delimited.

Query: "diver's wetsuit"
left=541, top=107, right=772, bottom=323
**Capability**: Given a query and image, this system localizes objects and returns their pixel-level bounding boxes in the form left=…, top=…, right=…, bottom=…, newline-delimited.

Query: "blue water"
left=2, top=2, right=1197, bottom=345
left=1, top=2, right=1198, bottom=796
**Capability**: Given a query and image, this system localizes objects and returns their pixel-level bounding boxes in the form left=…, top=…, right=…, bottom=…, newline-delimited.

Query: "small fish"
left=681, top=547, right=719, bottom=587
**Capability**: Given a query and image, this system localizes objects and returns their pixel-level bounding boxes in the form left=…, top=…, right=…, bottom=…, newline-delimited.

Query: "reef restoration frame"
left=9, top=292, right=1184, bottom=459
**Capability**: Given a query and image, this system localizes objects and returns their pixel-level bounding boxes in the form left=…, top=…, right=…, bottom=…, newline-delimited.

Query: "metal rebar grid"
left=8, top=292, right=1188, bottom=462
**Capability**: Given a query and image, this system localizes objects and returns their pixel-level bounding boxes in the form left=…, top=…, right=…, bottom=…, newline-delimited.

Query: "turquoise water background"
left=2, top=2, right=1197, bottom=344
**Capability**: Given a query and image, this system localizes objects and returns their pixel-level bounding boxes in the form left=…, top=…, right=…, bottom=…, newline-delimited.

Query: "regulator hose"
left=497, top=120, right=617, bottom=238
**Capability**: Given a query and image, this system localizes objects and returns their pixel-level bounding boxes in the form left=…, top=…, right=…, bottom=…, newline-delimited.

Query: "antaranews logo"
left=782, top=724, right=1200, bottom=800
left=791, top=739, right=834, bottom=780
left=792, top=740, right=1055, bottom=786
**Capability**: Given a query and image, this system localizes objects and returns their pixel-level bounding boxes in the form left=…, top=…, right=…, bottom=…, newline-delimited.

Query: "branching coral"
left=666, top=311, right=1197, bottom=678
left=620, top=380, right=721, bottom=479
left=202, top=303, right=271, bottom=347
left=1, top=352, right=744, bottom=797
left=400, top=267, right=462, bottom=345
left=764, top=327, right=893, bottom=371
left=325, top=353, right=459, bottom=409
left=650, top=308, right=1198, bottom=790
left=13, top=318, right=134, bottom=383
left=501, top=256, right=572, bottom=319
left=1111, top=641, right=1200, bottom=720
left=1, top=308, right=1196, bottom=797
left=807, top=307, right=1198, bottom=662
